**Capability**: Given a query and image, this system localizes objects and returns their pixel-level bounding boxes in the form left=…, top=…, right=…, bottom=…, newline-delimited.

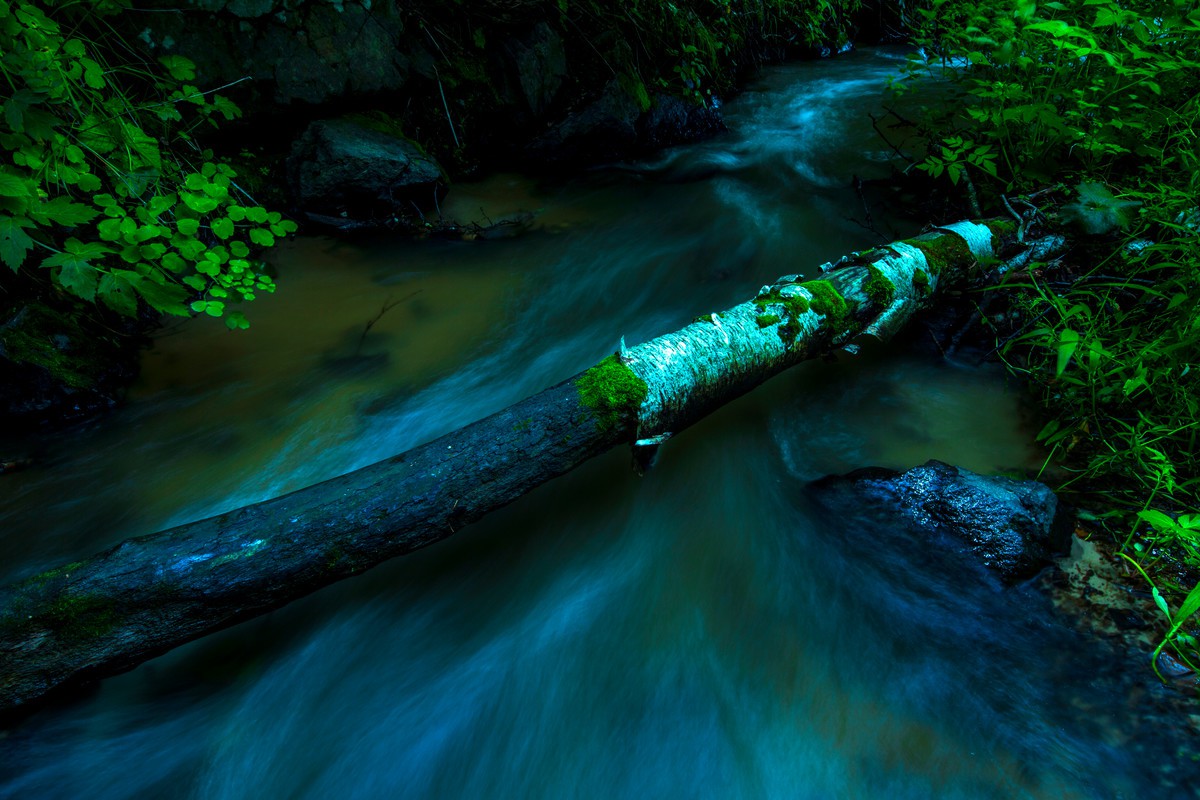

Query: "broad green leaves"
left=1, top=0, right=294, bottom=325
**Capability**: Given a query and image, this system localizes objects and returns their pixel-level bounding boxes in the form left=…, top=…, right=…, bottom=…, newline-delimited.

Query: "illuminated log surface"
left=0, top=219, right=1058, bottom=713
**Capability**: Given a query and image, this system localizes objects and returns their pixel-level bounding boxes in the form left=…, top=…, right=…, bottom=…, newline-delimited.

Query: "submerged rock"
left=815, top=460, right=1073, bottom=582
left=288, top=117, right=445, bottom=229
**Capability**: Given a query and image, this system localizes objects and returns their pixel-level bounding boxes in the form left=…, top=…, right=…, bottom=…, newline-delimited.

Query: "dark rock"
left=815, top=460, right=1073, bottom=582
left=142, top=3, right=411, bottom=107
left=288, top=117, right=445, bottom=228
left=637, top=93, right=726, bottom=151
left=509, top=22, right=567, bottom=118
left=525, top=80, right=642, bottom=166
left=525, top=82, right=728, bottom=167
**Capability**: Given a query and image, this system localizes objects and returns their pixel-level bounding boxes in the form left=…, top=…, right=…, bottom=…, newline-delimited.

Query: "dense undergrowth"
left=892, top=0, right=1200, bottom=678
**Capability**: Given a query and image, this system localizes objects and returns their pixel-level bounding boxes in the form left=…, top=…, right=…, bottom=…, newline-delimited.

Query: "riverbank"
left=887, top=0, right=1200, bottom=686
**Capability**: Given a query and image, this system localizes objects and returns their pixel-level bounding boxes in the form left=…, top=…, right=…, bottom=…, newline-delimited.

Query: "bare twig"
left=868, top=111, right=915, bottom=164
left=1001, top=194, right=1026, bottom=243
left=356, top=291, right=421, bottom=355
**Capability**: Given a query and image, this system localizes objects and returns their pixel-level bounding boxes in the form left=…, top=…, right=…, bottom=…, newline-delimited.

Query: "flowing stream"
left=0, top=50, right=1187, bottom=798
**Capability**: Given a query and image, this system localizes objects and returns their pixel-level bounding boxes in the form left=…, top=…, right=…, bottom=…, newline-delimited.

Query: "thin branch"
left=355, top=290, right=421, bottom=355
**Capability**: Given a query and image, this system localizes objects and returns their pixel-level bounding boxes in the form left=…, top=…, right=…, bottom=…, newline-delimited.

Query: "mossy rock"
left=0, top=301, right=141, bottom=430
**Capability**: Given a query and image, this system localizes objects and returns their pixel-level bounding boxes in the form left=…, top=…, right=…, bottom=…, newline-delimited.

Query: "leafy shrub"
left=0, top=0, right=295, bottom=329
left=892, top=0, right=1200, bottom=674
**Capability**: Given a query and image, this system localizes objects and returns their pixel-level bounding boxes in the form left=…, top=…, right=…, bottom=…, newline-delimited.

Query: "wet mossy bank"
left=0, top=280, right=149, bottom=434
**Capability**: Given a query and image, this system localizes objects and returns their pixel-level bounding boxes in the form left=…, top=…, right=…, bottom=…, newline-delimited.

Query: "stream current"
left=0, top=50, right=1186, bottom=798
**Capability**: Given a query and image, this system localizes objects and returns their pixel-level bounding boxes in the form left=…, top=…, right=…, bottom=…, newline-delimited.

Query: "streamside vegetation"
left=0, top=0, right=294, bottom=329
left=894, top=0, right=1200, bottom=678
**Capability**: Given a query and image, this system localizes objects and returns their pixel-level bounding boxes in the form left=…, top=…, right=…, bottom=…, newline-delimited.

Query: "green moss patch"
left=755, top=288, right=812, bottom=348
left=912, top=268, right=932, bottom=297
left=799, top=280, right=852, bottom=338
left=983, top=218, right=1018, bottom=243
left=903, top=233, right=973, bottom=277
left=576, top=355, right=648, bottom=434
left=49, top=594, right=117, bottom=639
left=0, top=306, right=104, bottom=389
left=864, top=264, right=896, bottom=308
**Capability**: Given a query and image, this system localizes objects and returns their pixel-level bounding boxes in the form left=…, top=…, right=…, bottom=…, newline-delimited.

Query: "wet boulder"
left=525, top=80, right=642, bottom=166
left=288, top=117, right=445, bottom=229
left=525, top=81, right=728, bottom=167
left=815, top=460, right=1073, bottom=582
left=637, top=93, right=726, bottom=151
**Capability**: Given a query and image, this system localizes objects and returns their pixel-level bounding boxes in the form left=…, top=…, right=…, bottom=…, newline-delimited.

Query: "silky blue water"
left=0, top=50, right=1184, bottom=799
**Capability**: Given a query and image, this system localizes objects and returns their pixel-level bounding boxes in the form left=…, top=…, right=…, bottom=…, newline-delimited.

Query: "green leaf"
left=210, top=96, right=241, bottom=121
left=30, top=197, right=98, bottom=227
left=42, top=248, right=100, bottom=302
left=135, top=279, right=190, bottom=316
left=97, top=270, right=141, bottom=317
left=1056, top=328, right=1080, bottom=376
left=182, top=192, right=221, bottom=214
left=161, top=252, right=188, bottom=272
left=1177, top=582, right=1200, bottom=626
left=2, top=89, right=39, bottom=133
left=76, top=172, right=102, bottom=192
left=248, top=228, right=274, bottom=247
left=79, top=57, right=106, bottom=89
left=124, top=125, right=162, bottom=171
left=176, top=218, right=200, bottom=236
left=158, top=54, right=197, bottom=81
left=139, top=243, right=167, bottom=260
left=1152, top=587, right=1171, bottom=621
left=0, top=172, right=33, bottom=198
left=0, top=215, right=35, bottom=271
left=1035, top=419, right=1060, bottom=442
left=1139, top=509, right=1182, bottom=535
left=211, top=217, right=234, bottom=239
left=97, top=218, right=122, bottom=241
left=147, top=194, right=176, bottom=218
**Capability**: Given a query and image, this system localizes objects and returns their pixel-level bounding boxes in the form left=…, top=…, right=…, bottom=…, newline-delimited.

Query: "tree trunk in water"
left=0, top=219, right=1058, bottom=713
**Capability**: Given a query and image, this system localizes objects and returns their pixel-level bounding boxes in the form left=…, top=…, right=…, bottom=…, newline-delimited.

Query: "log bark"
left=0, top=219, right=1052, bottom=713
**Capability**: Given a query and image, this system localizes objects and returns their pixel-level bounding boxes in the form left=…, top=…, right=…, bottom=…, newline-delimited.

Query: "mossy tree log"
left=0, top=219, right=1059, bottom=713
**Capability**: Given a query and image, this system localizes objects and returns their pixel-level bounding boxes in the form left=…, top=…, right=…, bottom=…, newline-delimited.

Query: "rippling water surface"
left=0, top=50, right=1184, bottom=798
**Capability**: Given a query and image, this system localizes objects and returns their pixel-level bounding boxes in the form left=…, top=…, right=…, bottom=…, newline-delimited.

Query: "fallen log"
left=0, top=219, right=1055, bottom=713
